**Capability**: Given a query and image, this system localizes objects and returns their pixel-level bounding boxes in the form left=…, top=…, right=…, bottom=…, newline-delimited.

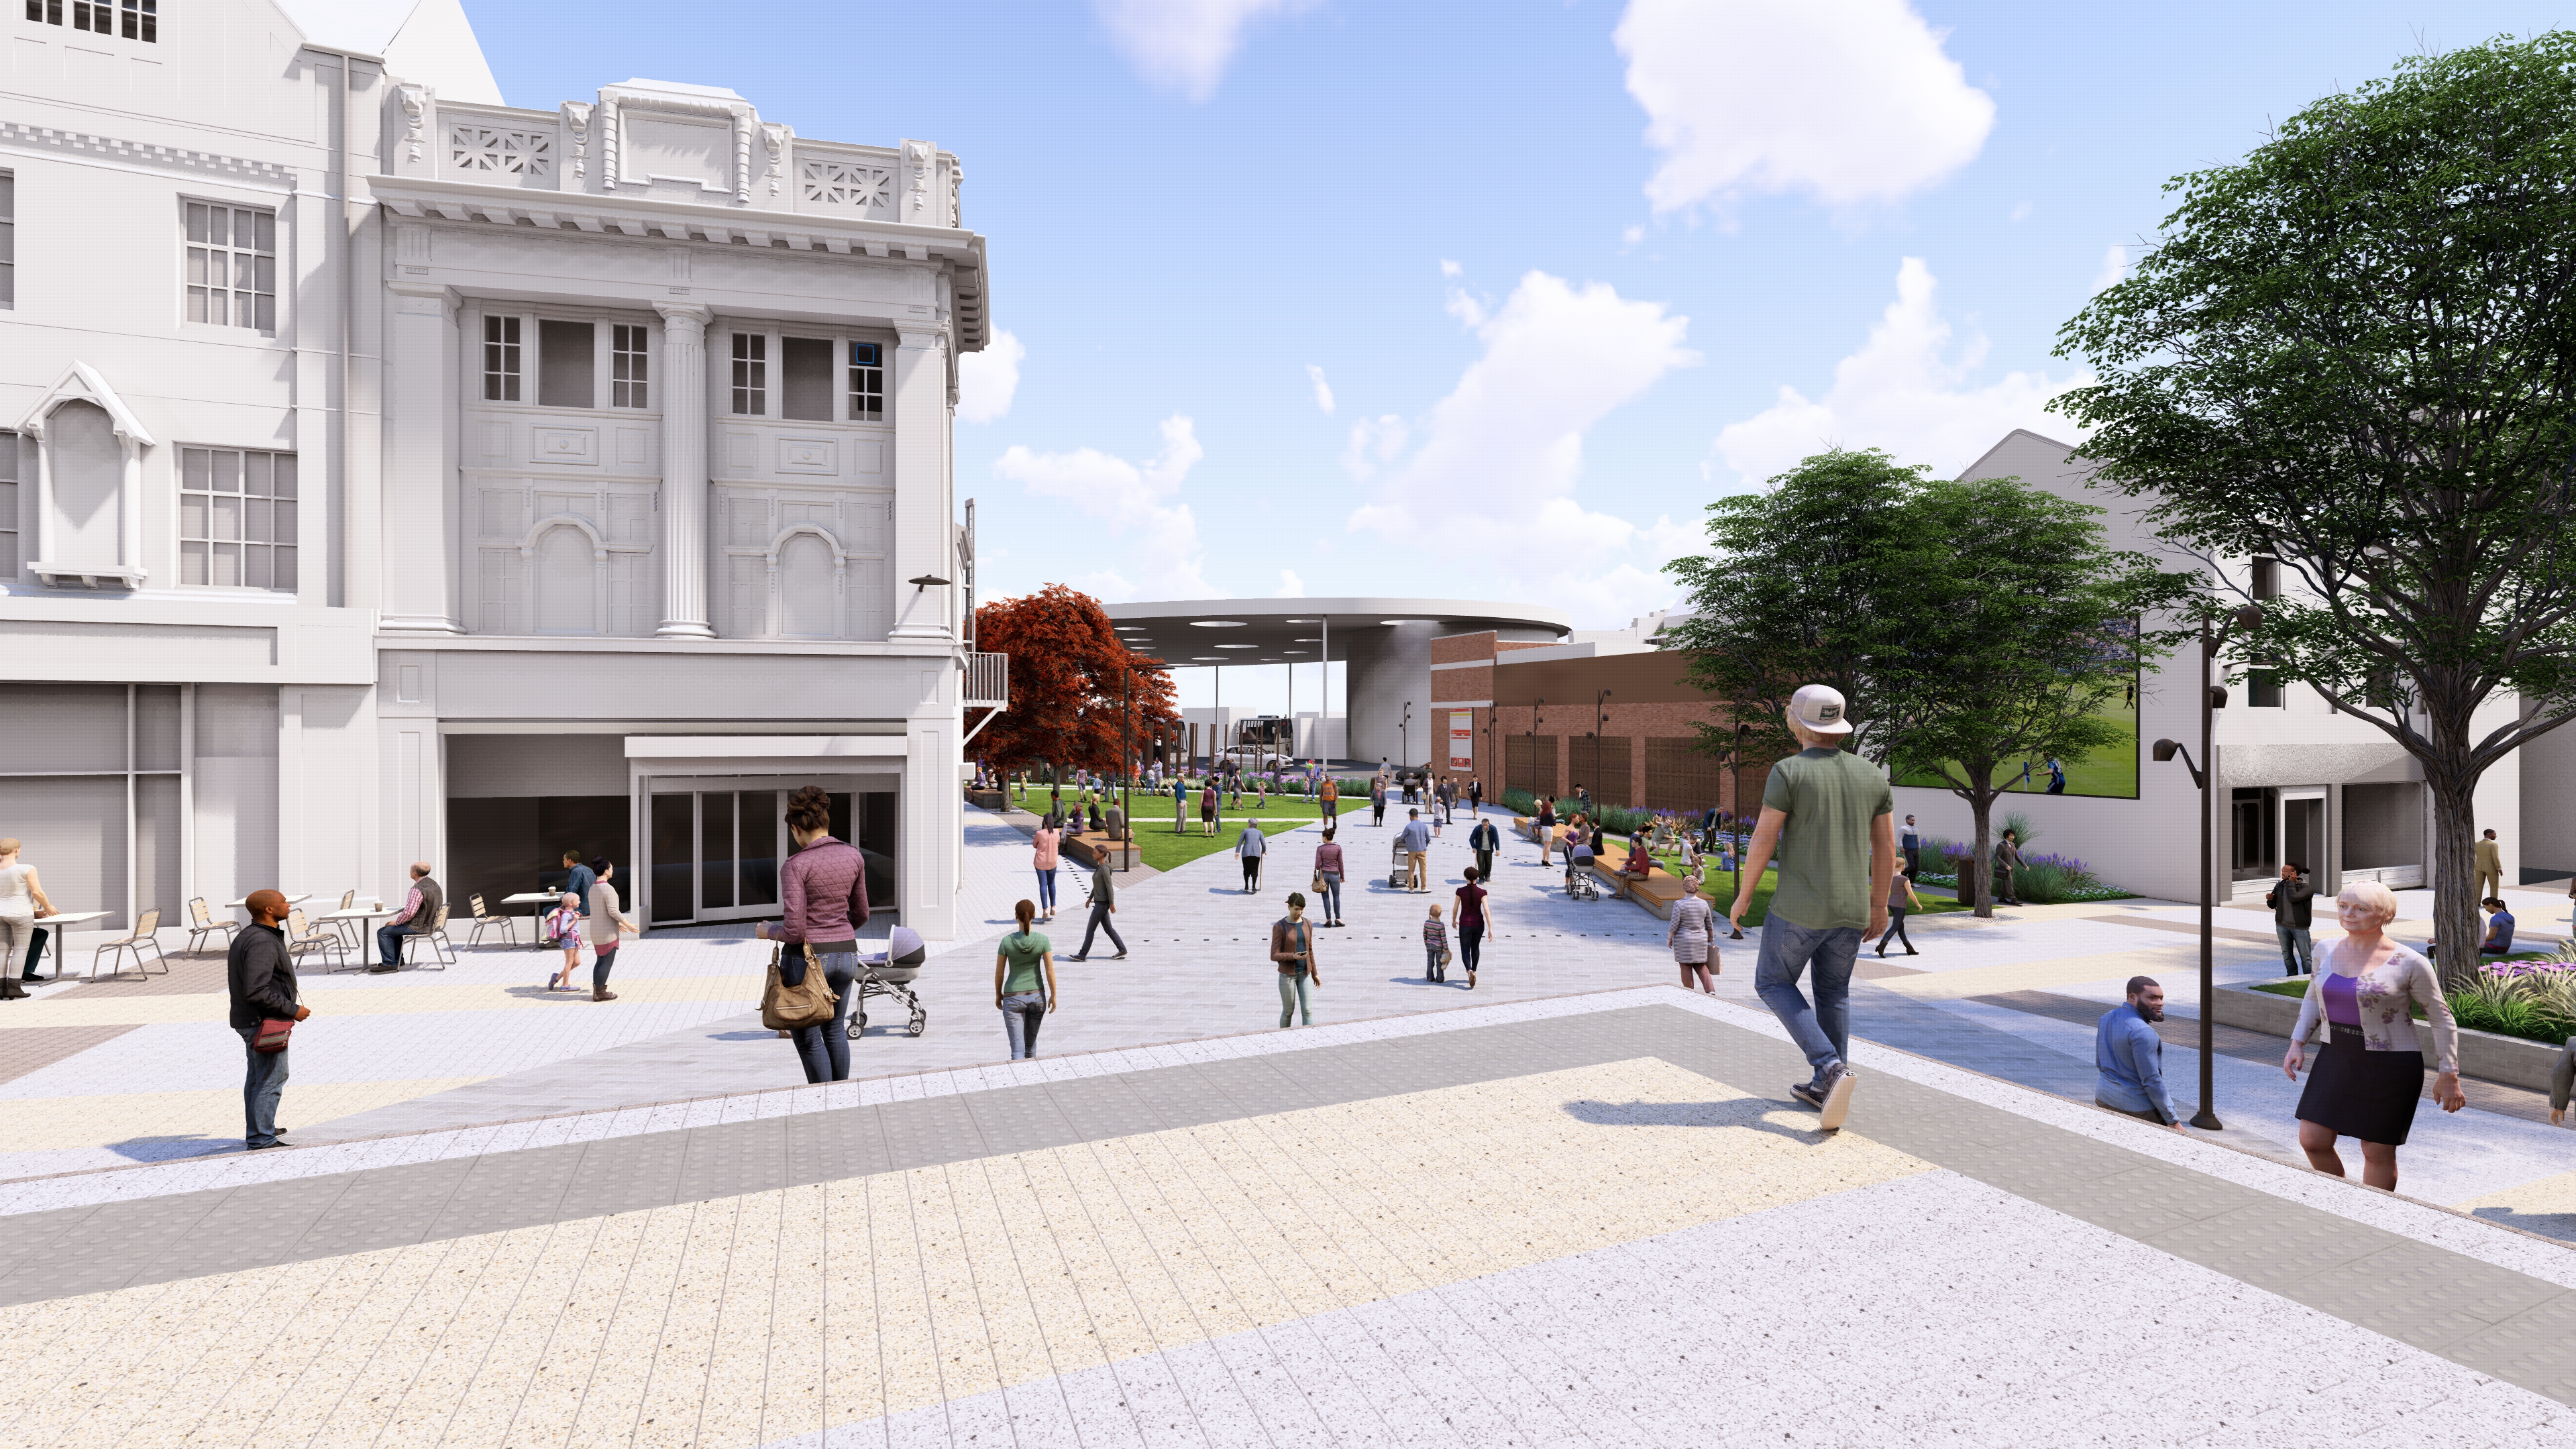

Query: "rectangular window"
left=2251, top=556, right=2280, bottom=600
left=184, top=203, right=276, bottom=331
left=780, top=335, right=833, bottom=421
left=179, top=447, right=299, bottom=592
left=612, top=323, right=649, bottom=409
left=70, top=0, right=106, bottom=32
left=2248, top=668, right=2283, bottom=708
left=25, top=3, right=62, bottom=27
left=538, top=319, right=594, bottom=409
left=121, top=0, right=153, bottom=41
left=482, top=315, right=521, bottom=401
left=1, top=431, right=17, bottom=578
left=849, top=341, right=884, bottom=422
left=0, top=170, right=13, bottom=311
left=731, top=332, right=766, bottom=415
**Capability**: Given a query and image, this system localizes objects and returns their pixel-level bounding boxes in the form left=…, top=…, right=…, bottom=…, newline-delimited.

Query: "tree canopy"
left=2053, top=30, right=2576, bottom=973
left=1666, top=449, right=2188, bottom=915
left=971, top=584, right=1179, bottom=778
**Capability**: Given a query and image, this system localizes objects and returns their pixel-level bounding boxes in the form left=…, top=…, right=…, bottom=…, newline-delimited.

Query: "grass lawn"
left=1131, top=816, right=1340, bottom=873
left=1891, top=695, right=2141, bottom=800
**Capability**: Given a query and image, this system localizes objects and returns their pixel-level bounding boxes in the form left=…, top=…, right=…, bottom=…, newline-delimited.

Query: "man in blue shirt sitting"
left=2096, top=976, right=2184, bottom=1132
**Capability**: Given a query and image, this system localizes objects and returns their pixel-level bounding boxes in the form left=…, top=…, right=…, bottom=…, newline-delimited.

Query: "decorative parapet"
left=0, top=120, right=296, bottom=188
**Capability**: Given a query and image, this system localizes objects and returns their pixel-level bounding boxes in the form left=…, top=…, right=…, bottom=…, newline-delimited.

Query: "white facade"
left=1891, top=430, right=2522, bottom=905
left=1, top=2, right=992, bottom=938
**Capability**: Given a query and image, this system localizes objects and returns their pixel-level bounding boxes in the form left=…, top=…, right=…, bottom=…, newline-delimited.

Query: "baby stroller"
left=856, top=925, right=928, bottom=1038
left=1564, top=849, right=1602, bottom=901
left=1389, top=835, right=1411, bottom=889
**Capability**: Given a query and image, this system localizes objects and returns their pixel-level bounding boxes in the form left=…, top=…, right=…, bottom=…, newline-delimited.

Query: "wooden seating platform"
left=1588, top=857, right=1695, bottom=920
left=1061, top=830, right=1138, bottom=871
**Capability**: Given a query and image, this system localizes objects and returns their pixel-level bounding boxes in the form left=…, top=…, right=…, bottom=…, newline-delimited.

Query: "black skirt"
left=2296, top=1024, right=2425, bottom=1145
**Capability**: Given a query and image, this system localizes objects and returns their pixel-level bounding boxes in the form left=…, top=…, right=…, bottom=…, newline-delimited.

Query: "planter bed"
left=2210, top=981, right=2566, bottom=1093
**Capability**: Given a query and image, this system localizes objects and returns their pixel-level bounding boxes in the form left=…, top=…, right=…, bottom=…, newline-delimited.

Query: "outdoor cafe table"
left=501, top=892, right=562, bottom=950
left=222, top=893, right=314, bottom=915
left=20, top=912, right=110, bottom=981
left=316, top=906, right=395, bottom=969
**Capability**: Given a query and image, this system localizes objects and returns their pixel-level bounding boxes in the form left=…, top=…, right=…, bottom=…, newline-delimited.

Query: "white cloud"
left=1709, top=257, right=2087, bottom=486
left=1277, top=569, right=1305, bottom=597
left=957, top=329, right=1024, bottom=424
left=1093, top=0, right=1313, bottom=102
left=1616, top=0, right=1996, bottom=216
left=1339, top=415, right=1409, bottom=481
left=1348, top=270, right=1699, bottom=561
left=1438, top=258, right=1462, bottom=278
left=2092, top=244, right=2127, bottom=294
left=994, top=415, right=1216, bottom=597
left=1305, top=364, right=1335, bottom=415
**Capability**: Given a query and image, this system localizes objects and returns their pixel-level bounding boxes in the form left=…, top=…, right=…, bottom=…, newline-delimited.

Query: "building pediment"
left=15, top=362, right=156, bottom=446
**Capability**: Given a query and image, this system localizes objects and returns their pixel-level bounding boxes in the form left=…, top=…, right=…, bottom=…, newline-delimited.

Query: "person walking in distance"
left=1467, top=814, right=1500, bottom=886
left=1421, top=901, right=1449, bottom=983
left=1200, top=778, right=1220, bottom=838
left=2475, top=828, right=2504, bottom=902
left=1313, top=828, right=1346, bottom=928
left=1898, top=815, right=1921, bottom=877
left=584, top=859, right=640, bottom=999
left=1271, top=891, right=1322, bottom=1026
left=2096, top=977, right=2184, bottom=1131
left=1670, top=875, right=1719, bottom=994
left=753, top=786, right=869, bottom=1079
left=2284, top=881, right=2464, bottom=1192
left=1535, top=796, right=1556, bottom=867
left=1992, top=829, right=2026, bottom=908
left=993, top=899, right=1057, bottom=1060
left=1032, top=814, right=1062, bottom=922
left=0, top=838, right=55, bottom=998
left=1236, top=818, right=1267, bottom=894
left=227, top=889, right=308, bottom=1150
left=1172, top=774, right=1189, bottom=835
left=543, top=892, right=586, bottom=992
left=1468, top=775, right=1484, bottom=816
left=1071, top=848, right=1126, bottom=960
left=1371, top=775, right=1388, bottom=827
left=1453, top=866, right=1488, bottom=989
left=2266, top=862, right=2315, bottom=976
left=1730, top=684, right=1896, bottom=1126
left=1397, top=808, right=1432, bottom=892
left=1320, top=773, right=1340, bottom=826
left=1876, top=864, right=1923, bottom=958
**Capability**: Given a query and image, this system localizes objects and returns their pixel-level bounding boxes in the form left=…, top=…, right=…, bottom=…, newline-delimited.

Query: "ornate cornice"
left=0, top=121, right=295, bottom=187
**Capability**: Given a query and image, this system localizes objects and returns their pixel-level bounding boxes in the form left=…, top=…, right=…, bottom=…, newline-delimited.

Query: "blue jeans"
left=781, top=951, right=859, bottom=1083
left=2276, top=926, right=2314, bottom=975
left=1036, top=869, right=1057, bottom=911
left=1755, top=912, right=1861, bottom=1079
left=237, top=1026, right=289, bottom=1146
left=376, top=920, right=419, bottom=969
left=1318, top=871, right=1342, bottom=922
left=1001, top=990, right=1046, bottom=1059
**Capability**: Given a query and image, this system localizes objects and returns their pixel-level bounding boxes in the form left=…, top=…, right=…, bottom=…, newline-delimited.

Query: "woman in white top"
left=584, top=859, right=641, bottom=1000
left=0, top=838, right=54, bottom=998
left=2282, top=879, right=2463, bottom=1192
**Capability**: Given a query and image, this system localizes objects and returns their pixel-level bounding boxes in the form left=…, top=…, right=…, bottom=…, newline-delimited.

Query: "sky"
left=470, top=0, right=2574, bottom=713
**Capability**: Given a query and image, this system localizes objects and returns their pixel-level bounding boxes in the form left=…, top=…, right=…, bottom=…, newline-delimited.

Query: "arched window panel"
left=533, top=523, right=599, bottom=634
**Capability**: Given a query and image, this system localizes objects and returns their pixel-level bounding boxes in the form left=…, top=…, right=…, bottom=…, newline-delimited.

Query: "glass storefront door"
left=642, top=775, right=899, bottom=926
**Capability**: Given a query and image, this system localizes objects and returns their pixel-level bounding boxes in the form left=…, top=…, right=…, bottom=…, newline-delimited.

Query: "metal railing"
left=963, top=651, right=1008, bottom=709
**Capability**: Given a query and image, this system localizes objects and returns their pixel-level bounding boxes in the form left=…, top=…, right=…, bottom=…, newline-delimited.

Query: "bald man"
left=227, top=890, right=309, bottom=1150
left=374, top=861, right=445, bottom=974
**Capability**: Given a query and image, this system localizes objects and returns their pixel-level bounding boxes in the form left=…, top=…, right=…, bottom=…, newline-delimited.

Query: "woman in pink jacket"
left=1032, top=816, right=1062, bottom=922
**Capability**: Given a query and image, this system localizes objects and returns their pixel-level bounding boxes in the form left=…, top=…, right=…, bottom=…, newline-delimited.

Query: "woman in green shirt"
left=994, top=899, right=1059, bottom=1059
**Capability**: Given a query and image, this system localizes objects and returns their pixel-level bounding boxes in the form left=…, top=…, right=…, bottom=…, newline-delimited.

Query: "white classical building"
left=1, top=1, right=998, bottom=943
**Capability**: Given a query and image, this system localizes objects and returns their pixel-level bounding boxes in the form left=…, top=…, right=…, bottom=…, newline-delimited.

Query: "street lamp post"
left=1595, top=689, right=1613, bottom=808
left=1122, top=660, right=1170, bottom=873
left=1727, top=721, right=1749, bottom=938
left=2151, top=606, right=2261, bottom=1132
left=1529, top=698, right=1545, bottom=802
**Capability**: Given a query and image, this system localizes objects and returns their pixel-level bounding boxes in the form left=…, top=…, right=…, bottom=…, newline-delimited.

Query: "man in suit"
left=2475, top=828, right=2504, bottom=902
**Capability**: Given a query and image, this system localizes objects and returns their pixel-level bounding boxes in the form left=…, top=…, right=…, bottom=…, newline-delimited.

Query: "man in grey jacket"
left=2265, top=863, right=2315, bottom=976
left=1236, top=819, right=1267, bottom=893
left=226, top=890, right=309, bottom=1150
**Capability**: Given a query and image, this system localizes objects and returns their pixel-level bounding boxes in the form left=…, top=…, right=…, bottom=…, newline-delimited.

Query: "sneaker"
left=1789, top=1083, right=1825, bottom=1109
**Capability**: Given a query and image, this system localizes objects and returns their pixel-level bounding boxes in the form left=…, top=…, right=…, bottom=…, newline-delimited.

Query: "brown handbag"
left=760, top=943, right=839, bottom=1030
left=254, top=1018, right=294, bottom=1053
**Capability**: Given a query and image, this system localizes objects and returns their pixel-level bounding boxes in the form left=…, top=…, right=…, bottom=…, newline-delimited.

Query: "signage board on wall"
left=1448, top=710, right=1474, bottom=770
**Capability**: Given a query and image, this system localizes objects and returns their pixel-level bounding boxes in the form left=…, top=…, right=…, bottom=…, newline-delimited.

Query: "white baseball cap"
left=1788, top=683, right=1854, bottom=736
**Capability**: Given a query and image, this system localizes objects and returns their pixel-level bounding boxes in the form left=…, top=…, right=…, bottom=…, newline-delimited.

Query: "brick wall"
left=1439, top=696, right=1773, bottom=819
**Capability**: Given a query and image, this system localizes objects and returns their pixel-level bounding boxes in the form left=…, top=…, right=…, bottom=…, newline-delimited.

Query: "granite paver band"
left=0, top=1000, right=2568, bottom=1406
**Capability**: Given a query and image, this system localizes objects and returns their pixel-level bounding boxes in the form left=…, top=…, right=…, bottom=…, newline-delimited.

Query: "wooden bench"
left=1061, top=830, right=1138, bottom=871
left=1587, top=857, right=1695, bottom=920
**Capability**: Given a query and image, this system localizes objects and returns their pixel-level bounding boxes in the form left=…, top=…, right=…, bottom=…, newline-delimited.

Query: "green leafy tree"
left=1871, top=477, right=2192, bottom=914
left=2053, top=32, right=2576, bottom=978
left=1666, top=451, right=2188, bottom=917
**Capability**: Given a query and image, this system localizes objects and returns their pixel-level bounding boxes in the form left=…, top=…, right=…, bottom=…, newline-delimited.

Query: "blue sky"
left=474, top=0, right=2573, bottom=711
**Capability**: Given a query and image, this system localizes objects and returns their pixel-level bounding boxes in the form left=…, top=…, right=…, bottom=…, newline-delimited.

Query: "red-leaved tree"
left=973, top=584, right=1179, bottom=777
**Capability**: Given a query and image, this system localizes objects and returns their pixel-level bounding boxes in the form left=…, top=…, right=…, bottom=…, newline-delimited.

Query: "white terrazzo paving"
left=768, top=1168, right=2574, bottom=1448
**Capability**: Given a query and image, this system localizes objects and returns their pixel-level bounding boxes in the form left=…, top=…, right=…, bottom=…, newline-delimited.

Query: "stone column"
left=380, top=282, right=462, bottom=632
left=887, top=325, right=952, bottom=641
left=655, top=303, right=715, bottom=639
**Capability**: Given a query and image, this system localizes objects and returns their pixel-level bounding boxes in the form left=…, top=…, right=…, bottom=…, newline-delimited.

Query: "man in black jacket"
left=227, top=890, right=308, bottom=1150
left=2265, top=863, right=2315, bottom=977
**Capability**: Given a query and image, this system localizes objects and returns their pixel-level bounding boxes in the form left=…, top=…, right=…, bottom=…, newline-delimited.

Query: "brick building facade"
left=1428, top=630, right=1770, bottom=818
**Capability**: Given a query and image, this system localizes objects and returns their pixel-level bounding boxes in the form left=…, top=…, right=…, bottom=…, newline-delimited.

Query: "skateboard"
left=1818, top=1071, right=1856, bottom=1132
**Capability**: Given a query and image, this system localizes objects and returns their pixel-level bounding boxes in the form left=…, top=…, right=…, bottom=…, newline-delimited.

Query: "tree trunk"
left=1968, top=792, right=1996, bottom=918
left=2423, top=769, right=2483, bottom=991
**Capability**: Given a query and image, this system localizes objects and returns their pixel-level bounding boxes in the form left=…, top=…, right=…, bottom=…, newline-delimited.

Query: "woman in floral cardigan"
left=2283, top=880, right=2463, bottom=1191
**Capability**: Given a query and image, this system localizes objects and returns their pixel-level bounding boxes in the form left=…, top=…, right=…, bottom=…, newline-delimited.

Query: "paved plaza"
left=1, top=806, right=2573, bottom=1444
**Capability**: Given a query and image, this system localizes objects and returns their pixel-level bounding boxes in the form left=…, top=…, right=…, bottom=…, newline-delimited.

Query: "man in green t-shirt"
left=1730, top=684, right=1896, bottom=1118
